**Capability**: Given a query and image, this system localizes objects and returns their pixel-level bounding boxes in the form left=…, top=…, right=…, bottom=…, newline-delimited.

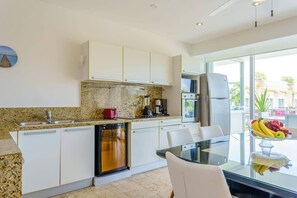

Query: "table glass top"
left=156, top=133, right=297, bottom=196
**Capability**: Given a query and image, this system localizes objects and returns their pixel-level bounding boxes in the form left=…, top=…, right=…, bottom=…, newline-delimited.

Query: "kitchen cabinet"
left=81, top=41, right=123, bottom=81
left=123, top=48, right=150, bottom=84
left=60, top=126, right=94, bottom=185
left=150, top=53, right=173, bottom=86
left=131, top=121, right=159, bottom=167
left=182, top=122, right=201, bottom=142
left=18, top=129, right=60, bottom=194
left=159, top=118, right=182, bottom=150
left=176, top=55, right=205, bottom=75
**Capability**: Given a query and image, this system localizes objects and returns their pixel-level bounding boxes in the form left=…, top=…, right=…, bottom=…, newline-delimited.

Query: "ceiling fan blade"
left=209, top=0, right=239, bottom=16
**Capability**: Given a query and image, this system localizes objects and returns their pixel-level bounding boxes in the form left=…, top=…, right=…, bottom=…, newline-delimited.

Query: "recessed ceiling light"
left=196, top=22, right=204, bottom=26
left=150, top=4, right=157, bottom=9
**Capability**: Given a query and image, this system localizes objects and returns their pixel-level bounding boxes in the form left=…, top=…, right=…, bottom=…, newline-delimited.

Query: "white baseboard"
left=23, top=178, right=92, bottom=198
left=130, top=160, right=167, bottom=175
left=93, top=170, right=132, bottom=186
left=23, top=161, right=168, bottom=197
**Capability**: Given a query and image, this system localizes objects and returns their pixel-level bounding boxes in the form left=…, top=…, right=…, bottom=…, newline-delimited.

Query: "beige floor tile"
left=130, top=172, right=148, bottom=181
left=94, top=187, right=130, bottom=198
left=133, top=175, right=156, bottom=186
left=111, top=177, right=132, bottom=186
left=91, top=184, right=114, bottom=191
left=67, top=188, right=98, bottom=198
left=57, top=167, right=172, bottom=198
left=156, top=187, right=173, bottom=198
left=113, top=181, right=145, bottom=193
left=124, top=189, right=160, bottom=198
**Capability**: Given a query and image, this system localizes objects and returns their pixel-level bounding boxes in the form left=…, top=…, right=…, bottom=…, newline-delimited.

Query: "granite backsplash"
left=0, top=82, right=163, bottom=130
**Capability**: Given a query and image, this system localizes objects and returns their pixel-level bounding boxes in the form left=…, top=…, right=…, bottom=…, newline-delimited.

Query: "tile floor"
left=53, top=167, right=172, bottom=198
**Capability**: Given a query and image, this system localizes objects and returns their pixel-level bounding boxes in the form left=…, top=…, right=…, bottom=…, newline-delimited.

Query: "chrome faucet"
left=45, top=110, right=52, bottom=124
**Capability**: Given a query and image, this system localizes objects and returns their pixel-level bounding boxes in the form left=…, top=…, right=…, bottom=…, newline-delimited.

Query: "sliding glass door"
left=207, top=48, right=297, bottom=129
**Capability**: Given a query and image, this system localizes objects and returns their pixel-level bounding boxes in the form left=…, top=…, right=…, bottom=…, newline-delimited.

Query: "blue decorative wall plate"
left=0, top=46, right=18, bottom=68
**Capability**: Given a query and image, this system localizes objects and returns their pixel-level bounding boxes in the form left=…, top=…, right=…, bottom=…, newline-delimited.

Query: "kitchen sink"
left=53, top=120, right=76, bottom=124
left=18, top=120, right=77, bottom=127
left=18, top=121, right=48, bottom=126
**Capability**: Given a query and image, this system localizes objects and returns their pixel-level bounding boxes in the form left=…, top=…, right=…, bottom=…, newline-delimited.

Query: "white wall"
left=191, top=16, right=297, bottom=58
left=0, top=0, right=190, bottom=107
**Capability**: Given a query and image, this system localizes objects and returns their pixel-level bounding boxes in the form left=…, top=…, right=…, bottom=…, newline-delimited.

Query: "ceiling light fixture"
left=252, top=0, right=274, bottom=28
left=196, top=22, right=204, bottom=26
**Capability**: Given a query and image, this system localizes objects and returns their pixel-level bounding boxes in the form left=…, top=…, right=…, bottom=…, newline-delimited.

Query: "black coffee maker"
left=142, top=95, right=153, bottom=118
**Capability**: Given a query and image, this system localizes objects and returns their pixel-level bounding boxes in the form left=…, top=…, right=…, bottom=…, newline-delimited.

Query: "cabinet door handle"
left=23, top=130, right=56, bottom=135
left=22, top=157, right=25, bottom=164
left=161, top=128, right=163, bottom=130
left=160, top=121, right=163, bottom=123
left=65, top=127, right=92, bottom=132
left=133, top=131, right=136, bottom=133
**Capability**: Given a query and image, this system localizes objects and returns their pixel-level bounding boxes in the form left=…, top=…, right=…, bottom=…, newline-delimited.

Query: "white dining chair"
left=167, top=128, right=194, bottom=147
left=199, top=125, right=224, bottom=140
left=166, top=152, right=232, bottom=198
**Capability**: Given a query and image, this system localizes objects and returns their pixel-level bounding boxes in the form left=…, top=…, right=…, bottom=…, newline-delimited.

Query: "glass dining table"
left=156, top=133, right=297, bottom=198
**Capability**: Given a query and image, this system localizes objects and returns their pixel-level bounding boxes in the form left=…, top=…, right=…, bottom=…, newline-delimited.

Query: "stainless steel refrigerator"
left=200, top=73, right=230, bottom=135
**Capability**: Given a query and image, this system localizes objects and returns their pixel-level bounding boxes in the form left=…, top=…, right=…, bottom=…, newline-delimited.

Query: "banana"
left=258, top=120, right=275, bottom=138
left=252, top=163, right=262, bottom=174
left=266, top=127, right=277, bottom=137
left=259, top=165, right=270, bottom=175
left=251, top=120, right=261, bottom=132
left=251, top=119, right=268, bottom=138
left=252, top=129, right=267, bottom=138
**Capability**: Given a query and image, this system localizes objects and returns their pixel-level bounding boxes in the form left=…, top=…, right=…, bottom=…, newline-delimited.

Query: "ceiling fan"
left=209, top=0, right=268, bottom=17
left=209, top=0, right=273, bottom=27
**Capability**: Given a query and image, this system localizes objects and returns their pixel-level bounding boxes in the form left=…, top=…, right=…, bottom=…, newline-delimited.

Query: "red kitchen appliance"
left=104, top=108, right=118, bottom=119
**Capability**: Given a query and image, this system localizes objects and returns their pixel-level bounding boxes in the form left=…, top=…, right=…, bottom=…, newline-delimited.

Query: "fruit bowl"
left=248, top=118, right=291, bottom=140
left=248, top=118, right=292, bottom=156
left=250, top=152, right=291, bottom=175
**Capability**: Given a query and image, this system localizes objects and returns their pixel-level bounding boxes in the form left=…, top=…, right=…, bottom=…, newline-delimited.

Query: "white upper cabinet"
left=123, top=48, right=150, bottom=84
left=179, top=55, right=205, bottom=75
left=81, top=41, right=123, bottom=82
left=150, top=53, right=173, bottom=86
left=81, top=41, right=174, bottom=85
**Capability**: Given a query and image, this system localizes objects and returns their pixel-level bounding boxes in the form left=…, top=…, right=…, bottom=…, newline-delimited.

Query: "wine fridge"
left=95, top=123, right=128, bottom=176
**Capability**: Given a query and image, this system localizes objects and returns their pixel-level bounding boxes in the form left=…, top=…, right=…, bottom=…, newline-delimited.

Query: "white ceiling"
left=40, top=0, right=297, bottom=44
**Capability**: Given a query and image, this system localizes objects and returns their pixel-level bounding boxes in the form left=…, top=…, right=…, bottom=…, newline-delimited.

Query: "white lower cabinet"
left=18, top=126, right=95, bottom=194
left=131, top=127, right=159, bottom=167
left=60, top=126, right=94, bottom=185
left=130, top=118, right=182, bottom=171
left=18, top=129, right=60, bottom=194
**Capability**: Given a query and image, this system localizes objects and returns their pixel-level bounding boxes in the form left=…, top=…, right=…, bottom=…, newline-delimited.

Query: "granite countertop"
left=0, top=115, right=181, bottom=157
left=129, top=115, right=182, bottom=122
